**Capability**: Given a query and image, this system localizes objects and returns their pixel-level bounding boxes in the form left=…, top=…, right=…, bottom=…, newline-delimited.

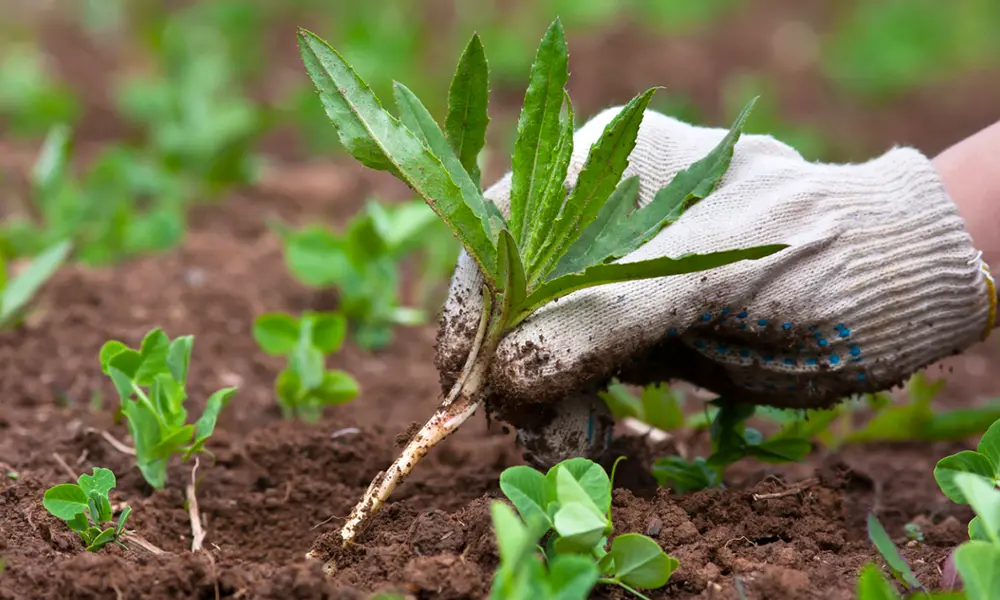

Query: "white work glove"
left=435, top=107, right=997, bottom=468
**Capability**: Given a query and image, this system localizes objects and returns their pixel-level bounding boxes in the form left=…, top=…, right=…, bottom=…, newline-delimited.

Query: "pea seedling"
left=298, top=18, right=787, bottom=544
left=276, top=199, right=455, bottom=350
left=496, top=457, right=676, bottom=599
left=99, top=328, right=237, bottom=489
left=42, top=467, right=132, bottom=552
left=652, top=399, right=812, bottom=492
left=252, top=311, right=360, bottom=422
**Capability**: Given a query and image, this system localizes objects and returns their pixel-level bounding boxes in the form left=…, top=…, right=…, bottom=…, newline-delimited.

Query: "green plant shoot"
left=496, top=457, right=677, bottom=599
left=0, top=239, right=71, bottom=330
left=252, top=310, right=360, bottom=422
left=42, top=467, right=133, bottom=552
left=297, top=17, right=787, bottom=545
left=99, top=328, right=237, bottom=489
left=275, top=199, right=456, bottom=350
left=652, top=399, right=812, bottom=492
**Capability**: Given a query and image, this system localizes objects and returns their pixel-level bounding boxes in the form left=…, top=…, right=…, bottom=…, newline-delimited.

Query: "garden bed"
left=3, top=1, right=1000, bottom=598
left=0, top=162, right=992, bottom=599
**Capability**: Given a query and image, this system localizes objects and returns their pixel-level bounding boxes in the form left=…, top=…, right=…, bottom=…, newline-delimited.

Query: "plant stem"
left=597, top=579, right=653, bottom=600
left=332, top=292, right=498, bottom=546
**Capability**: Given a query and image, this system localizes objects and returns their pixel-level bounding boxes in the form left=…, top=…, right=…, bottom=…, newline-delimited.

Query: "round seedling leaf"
left=315, top=370, right=360, bottom=405
left=77, top=467, right=115, bottom=498
left=499, top=465, right=553, bottom=532
left=252, top=313, right=300, bottom=356
left=977, top=419, right=1000, bottom=476
left=547, top=458, right=611, bottom=515
left=42, top=484, right=90, bottom=520
left=608, top=533, right=677, bottom=589
left=954, top=472, right=1000, bottom=544
left=954, top=541, right=1000, bottom=598
left=309, top=312, right=348, bottom=353
left=553, top=501, right=607, bottom=553
left=934, top=451, right=996, bottom=504
left=547, top=553, right=600, bottom=600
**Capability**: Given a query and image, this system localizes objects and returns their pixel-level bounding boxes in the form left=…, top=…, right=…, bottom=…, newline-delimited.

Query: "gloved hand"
left=434, top=107, right=997, bottom=468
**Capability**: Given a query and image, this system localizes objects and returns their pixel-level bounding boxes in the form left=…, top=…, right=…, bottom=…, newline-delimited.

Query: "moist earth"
left=3, top=1, right=1000, bottom=598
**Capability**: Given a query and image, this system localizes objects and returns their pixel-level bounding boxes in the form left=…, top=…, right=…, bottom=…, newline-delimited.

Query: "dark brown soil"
left=3, top=1, right=1000, bottom=599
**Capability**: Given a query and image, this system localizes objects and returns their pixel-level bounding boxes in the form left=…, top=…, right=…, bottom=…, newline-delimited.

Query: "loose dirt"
left=2, top=1, right=1000, bottom=598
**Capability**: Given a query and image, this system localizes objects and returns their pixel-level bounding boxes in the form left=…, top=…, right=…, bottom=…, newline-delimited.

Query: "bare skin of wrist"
left=933, top=120, right=1000, bottom=281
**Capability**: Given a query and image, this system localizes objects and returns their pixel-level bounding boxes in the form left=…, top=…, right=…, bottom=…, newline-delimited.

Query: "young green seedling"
left=42, top=467, right=133, bottom=552
left=298, top=18, right=787, bottom=545
left=99, top=328, right=237, bottom=489
left=651, top=399, right=812, bottom=492
left=934, top=415, right=1000, bottom=506
left=275, top=199, right=456, bottom=350
left=498, top=457, right=676, bottom=599
left=252, top=310, right=360, bottom=421
left=0, top=238, right=71, bottom=330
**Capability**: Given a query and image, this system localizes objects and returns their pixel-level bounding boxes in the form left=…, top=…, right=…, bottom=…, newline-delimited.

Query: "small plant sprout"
left=932, top=416, right=1000, bottom=598
left=495, top=457, right=676, bottom=599
left=99, top=328, right=237, bottom=489
left=275, top=199, right=455, bottom=350
left=42, top=467, right=132, bottom=552
left=0, top=238, right=71, bottom=330
left=297, top=19, right=787, bottom=545
left=652, top=399, right=812, bottom=492
left=252, top=310, right=360, bottom=422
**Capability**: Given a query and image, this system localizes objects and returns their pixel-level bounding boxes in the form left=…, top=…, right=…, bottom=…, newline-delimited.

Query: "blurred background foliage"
left=1, top=0, right=999, bottom=266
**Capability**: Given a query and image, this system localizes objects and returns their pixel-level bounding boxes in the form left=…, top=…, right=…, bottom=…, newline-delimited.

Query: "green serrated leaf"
left=608, top=533, right=677, bottom=589
left=552, top=99, right=757, bottom=279
left=497, top=230, right=527, bottom=321
left=530, top=87, right=657, bottom=284
left=509, top=18, right=569, bottom=249
left=0, top=239, right=71, bottom=328
left=512, top=245, right=787, bottom=328
left=392, top=82, right=491, bottom=238
left=552, top=175, right=639, bottom=278
left=934, top=451, right=996, bottom=504
left=523, top=91, right=574, bottom=272
left=297, top=29, right=498, bottom=286
left=445, top=33, right=490, bottom=188
left=866, top=513, right=922, bottom=589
